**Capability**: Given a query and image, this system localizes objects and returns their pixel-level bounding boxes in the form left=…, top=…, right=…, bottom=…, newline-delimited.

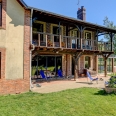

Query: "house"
left=0, top=0, right=116, bottom=94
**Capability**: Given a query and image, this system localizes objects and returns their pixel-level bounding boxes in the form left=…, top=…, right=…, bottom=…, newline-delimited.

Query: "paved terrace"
left=31, top=74, right=110, bottom=93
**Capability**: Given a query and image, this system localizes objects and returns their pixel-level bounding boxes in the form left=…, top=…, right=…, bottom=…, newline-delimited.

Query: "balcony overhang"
left=31, top=7, right=116, bottom=33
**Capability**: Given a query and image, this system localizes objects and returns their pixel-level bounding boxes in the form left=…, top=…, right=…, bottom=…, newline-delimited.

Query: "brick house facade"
left=0, top=0, right=31, bottom=94
left=0, top=0, right=115, bottom=95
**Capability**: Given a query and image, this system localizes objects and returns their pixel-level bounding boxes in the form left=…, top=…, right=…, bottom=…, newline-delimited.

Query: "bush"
left=108, top=76, right=116, bottom=88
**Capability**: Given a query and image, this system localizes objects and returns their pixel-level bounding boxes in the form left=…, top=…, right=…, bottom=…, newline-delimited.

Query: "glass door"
left=85, top=56, right=91, bottom=69
left=32, top=55, right=62, bottom=77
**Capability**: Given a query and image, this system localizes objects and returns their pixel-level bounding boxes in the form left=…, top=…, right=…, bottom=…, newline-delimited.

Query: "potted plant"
left=105, top=76, right=116, bottom=93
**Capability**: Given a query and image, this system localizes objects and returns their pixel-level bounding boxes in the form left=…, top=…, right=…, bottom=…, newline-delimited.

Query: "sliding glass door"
left=32, top=55, right=62, bottom=76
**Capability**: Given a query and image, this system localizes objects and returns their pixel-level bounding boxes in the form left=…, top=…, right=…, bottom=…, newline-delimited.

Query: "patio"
left=31, top=74, right=110, bottom=93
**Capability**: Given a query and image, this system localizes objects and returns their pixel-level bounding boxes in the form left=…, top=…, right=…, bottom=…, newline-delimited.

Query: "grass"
left=0, top=88, right=116, bottom=116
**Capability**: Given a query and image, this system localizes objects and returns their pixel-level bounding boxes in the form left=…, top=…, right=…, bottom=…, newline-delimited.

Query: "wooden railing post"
left=66, top=37, right=67, bottom=48
left=75, top=38, right=77, bottom=49
left=53, top=35, right=54, bottom=47
left=60, top=35, right=61, bottom=48
left=71, top=38, right=72, bottom=49
left=80, top=38, right=82, bottom=49
left=46, top=34, right=47, bottom=47
left=38, top=34, right=40, bottom=46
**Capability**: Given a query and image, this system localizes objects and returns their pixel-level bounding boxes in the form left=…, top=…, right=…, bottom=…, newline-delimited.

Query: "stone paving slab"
left=31, top=76, right=110, bottom=93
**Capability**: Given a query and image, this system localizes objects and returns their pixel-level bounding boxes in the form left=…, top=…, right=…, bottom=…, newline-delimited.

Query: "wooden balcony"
left=32, top=32, right=112, bottom=52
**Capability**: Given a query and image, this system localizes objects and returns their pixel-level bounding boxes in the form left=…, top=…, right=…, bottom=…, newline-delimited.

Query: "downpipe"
left=30, top=8, right=34, bottom=90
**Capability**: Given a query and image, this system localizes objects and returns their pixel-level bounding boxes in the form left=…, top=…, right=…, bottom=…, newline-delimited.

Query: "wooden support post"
left=96, top=55, right=98, bottom=74
left=110, top=33, right=113, bottom=52
left=74, top=63, right=78, bottom=81
left=37, top=55, right=39, bottom=78
left=104, top=58, right=107, bottom=77
left=73, top=52, right=83, bottom=81
left=102, top=53, right=111, bottom=77
left=112, top=58, right=114, bottom=73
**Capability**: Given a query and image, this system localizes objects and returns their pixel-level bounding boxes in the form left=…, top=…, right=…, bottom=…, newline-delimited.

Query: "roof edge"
left=17, top=0, right=28, bottom=9
left=28, top=6, right=116, bottom=32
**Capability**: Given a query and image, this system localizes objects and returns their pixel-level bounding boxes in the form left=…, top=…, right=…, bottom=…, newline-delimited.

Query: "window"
left=0, top=2, right=2, bottom=26
left=53, top=26, right=61, bottom=42
left=37, top=23, right=43, bottom=41
left=85, top=32, right=91, bottom=39
left=98, top=57, right=104, bottom=73
left=71, top=30, right=78, bottom=37
left=85, top=32, right=92, bottom=46
left=33, top=23, right=44, bottom=41
left=71, top=30, right=79, bottom=44
left=85, top=56, right=91, bottom=69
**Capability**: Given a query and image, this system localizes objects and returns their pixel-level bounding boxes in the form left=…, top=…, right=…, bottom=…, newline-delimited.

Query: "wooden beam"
left=72, top=52, right=83, bottom=80
left=112, top=58, right=114, bottom=73
left=96, top=55, right=98, bottom=74
left=101, top=53, right=112, bottom=77
left=104, top=58, right=107, bottom=77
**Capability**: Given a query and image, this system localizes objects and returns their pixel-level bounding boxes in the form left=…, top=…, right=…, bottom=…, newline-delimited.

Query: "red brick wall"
left=79, top=55, right=84, bottom=73
left=23, top=10, right=30, bottom=81
left=0, top=0, right=6, bottom=29
left=62, top=54, right=72, bottom=76
left=93, top=55, right=96, bottom=70
left=0, top=48, right=5, bottom=79
left=62, top=54, right=66, bottom=76
left=66, top=54, right=71, bottom=76
left=0, top=9, right=31, bottom=95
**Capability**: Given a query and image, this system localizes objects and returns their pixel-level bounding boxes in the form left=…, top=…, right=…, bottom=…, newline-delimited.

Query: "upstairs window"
left=0, top=2, right=2, bottom=26
left=71, top=30, right=78, bottom=37
left=85, top=32, right=91, bottom=39
left=53, top=26, right=61, bottom=42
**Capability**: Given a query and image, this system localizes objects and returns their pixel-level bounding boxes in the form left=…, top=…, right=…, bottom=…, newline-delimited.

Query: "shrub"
left=108, top=76, right=116, bottom=88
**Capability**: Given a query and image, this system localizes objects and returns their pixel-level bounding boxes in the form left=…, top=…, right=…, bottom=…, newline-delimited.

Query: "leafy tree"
left=103, top=16, right=116, bottom=54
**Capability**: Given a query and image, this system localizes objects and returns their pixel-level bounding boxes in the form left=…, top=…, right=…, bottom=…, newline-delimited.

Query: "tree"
left=103, top=16, right=116, bottom=54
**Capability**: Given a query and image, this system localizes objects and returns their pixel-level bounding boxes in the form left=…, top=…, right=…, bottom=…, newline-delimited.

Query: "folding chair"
left=57, top=69, right=65, bottom=79
left=86, top=71, right=98, bottom=84
left=40, top=70, right=51, bottom=81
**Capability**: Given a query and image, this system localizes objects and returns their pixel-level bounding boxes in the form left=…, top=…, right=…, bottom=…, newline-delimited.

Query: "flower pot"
left=105, top=86, right=116, bottom=93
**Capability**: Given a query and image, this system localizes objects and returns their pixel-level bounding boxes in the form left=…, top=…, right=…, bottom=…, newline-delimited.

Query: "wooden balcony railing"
left=32, top=32, right=112, bottom=52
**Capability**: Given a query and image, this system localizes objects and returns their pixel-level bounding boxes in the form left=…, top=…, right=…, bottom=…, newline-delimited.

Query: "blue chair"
left=86, top=71, right=98, bottom=84
left=40, top=70, right=51, bottom=81
left=57, top=69, right=64, bottom=78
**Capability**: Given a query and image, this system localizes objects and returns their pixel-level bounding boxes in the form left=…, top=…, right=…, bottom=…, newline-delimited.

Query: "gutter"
left=19, top=0, right=28, bottom=8
left=30, top=8, right=34, bottom=90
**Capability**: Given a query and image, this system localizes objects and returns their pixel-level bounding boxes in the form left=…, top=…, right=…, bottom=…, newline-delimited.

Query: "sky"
left=23, top=0, right=116, bottom=26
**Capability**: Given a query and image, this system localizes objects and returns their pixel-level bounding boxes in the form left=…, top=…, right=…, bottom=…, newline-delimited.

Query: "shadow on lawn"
left=94, top=89, right=116, bottom=96
left=94, top=89, right=108, bottom=96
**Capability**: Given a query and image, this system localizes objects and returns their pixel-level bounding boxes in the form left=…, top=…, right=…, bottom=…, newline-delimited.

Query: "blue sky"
left=23, top=0, right=116, bottom=26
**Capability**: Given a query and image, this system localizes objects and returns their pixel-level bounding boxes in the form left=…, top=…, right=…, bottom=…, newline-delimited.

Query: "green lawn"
left=0, top=88, right=116, bottom=116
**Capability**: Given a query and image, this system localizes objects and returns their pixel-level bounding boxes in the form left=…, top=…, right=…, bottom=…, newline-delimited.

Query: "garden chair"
left=86, top=71, right=98, bottom=84
left=57, top=69, right=65, bottom=79
left=40, top=70, right=51, bottom=81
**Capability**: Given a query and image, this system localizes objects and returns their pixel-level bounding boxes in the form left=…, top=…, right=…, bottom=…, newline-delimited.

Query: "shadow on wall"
left=7, top=0, right=28, bottom=27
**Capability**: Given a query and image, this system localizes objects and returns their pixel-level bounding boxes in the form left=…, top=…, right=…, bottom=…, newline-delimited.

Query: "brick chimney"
left=77, top=6, right=86, bottom=21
